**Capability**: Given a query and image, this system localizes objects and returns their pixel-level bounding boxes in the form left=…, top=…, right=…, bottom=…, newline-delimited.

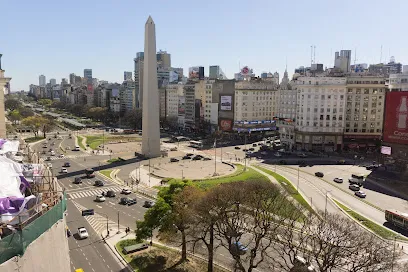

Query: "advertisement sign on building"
left=241, top=66, right=250, bottom=75
left=189, top=67, right=200, bottom=79
left=381, top=146, right=392, bottom=155
left=169, top=71, right=179, bottom=83
left=178, top=96, right=185, bottom=115
left=220, top=96, right=232, bottom=111
left=220, top=119, right=233, bottom=131
left=383, top=92, right=408, bottom=144
left=87, top=84, right=93, bottom=92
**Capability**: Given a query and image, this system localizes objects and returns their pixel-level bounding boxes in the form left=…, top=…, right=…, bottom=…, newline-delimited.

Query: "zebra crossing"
left=68, top=186, right=123, bottom=200
left=72, top=201, right=125, bottom=235
left=47, top=153, right=91, bottom=161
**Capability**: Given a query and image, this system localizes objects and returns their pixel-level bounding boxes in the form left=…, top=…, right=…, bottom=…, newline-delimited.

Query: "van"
left=74, top=146, right=80, bottom=151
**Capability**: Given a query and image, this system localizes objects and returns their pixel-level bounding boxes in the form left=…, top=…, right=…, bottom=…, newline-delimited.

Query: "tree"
left=40, top=116, right=55, bottom=138
left=8, top=110, right=22, bottom=124
left=22, top=116, right=42, bottom=137
left=19, top=107, right=34, bottom=118
left=124, top=109, right=142, bottom=130
left=38, top=99, right=53, bottom=107
left=5, top=98, right=22, bottom=111
left=86, top=107, right=107, bottom=122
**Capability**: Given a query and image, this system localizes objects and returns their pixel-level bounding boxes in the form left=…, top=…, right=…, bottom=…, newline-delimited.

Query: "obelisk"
left=141, top=16, right=161, bottom=158
left=0, top=54, right=12, bottom=139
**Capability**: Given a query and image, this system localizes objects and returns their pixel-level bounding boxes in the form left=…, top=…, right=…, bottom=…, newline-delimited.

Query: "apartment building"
left=344, top=76, right=386, bottom=151
left=293, top=76, right=347, bottom=151
left=276, top=83, right=296, bottom=149
left=234, top=79, right=278, bottom=133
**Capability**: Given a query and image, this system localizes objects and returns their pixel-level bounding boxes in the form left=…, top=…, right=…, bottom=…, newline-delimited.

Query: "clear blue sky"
left=1, top=0, right=406, bottom=92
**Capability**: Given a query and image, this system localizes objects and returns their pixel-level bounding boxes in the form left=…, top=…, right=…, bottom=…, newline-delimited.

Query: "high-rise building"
left=39, top=75, right=46, bottom=87
left=69, top=73, right=75, bottom=84
left=124, top=71, right=133, bottom=81
left=209, top=66, right=220, bottom=79
left=334, top=50, right=352, bottom=73
left=156, top=50, right=171, bottom=68
left=50, top=78, right=57, bottom=86
left=61, top=78, right=68, bottom=85
left=369, top=57, right=403, bottom=75
left=84, top=69, right=92, bottom=80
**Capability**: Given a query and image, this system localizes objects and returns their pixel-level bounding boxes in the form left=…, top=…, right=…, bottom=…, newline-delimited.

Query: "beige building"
left=0, top=63, right=12, bottom=138
left=234, top=79, right=278, bottom=133
left=344, top=76, right=386, bottom=150
left=195, top=79, right=216, bottom=124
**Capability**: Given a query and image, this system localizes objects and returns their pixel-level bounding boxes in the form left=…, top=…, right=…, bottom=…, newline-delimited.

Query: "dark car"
left=120, top=197, right=130, bottom=205
left=106, top=190, right=116, bottom=197
left=252, top=143, right=257, bottom=147
left=231, top=242, right=248, bottom=255
left=249, top=148, right=255, bottom=151
left=63, top=162, right=71, bottom=167
left=170, top=158, right=179, bottom=162
left=73, top=177, right=82, bottom=184
left=182, top=155, right=191, bottom=160
left=242, top=149, right=248, bottom=152
left=143, top=200, right=155, bottom=208
left=186, top=153, right=194, bottom=157
left=192, top=155, right=202, bottom=160
left=94, top=180, right=104, bottom=187
left=299, top=160, right=307, bottom=167
left=349, top=178, right=363, bottom=186
left=127, top=198, right=137, bottom=206
left=203, top=157, right=211, bottom=161
left=234, top=146, right=241, bottom=150
left=315, top=172, right=324, bottom=178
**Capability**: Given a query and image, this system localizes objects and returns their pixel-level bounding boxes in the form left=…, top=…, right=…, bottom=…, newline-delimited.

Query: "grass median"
left=253, top=165, right=314, bottom=213
left=76, top=135, right=86, bottom=150
left=100, top=170, right=113, bottom=179
left=333, top=199, right=407, bottom=241
left=85, top=135, right=141, bottom=150
left=24, top=136, right=45, bottom=143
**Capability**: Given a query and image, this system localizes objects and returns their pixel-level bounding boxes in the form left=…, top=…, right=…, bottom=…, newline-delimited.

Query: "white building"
left=293, top=77, right=347, bottom=151
left=166, top=83, right=183, bottom=119
left=39, top=75, right=46, bottom=87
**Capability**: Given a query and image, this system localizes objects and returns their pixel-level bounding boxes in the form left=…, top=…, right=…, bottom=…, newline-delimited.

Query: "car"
left=192, top=155, right=202, bottom=160
left=73, top=177, right=82, bottom=184
left=186, top=153, right=194, bottom=157
left=355, top=190, right=367, bottom=198
left=59, top=154, right=65, bottom=158
left=182, top=155, right=191, bottom=160
left=249, top=148, right=255, bottom=151
left=274, top=152, right=282, bottom=157
left=143, top=200, right=155, bottom=208
left=42, top=145, right=47, bottom=149
left=349, top=178, right=363, bottom=186
left=333, top=178, right=343, bottom=183
left=252, top=143, right=258, bottom=147
left=299, top=161, right=307, bottom=167
left=242, top=149, right=248, bottom=152
left=231, top=241, right=248, bottom=255
left=349, top=184, right=361, bottom=191
left=315, top=172, right=324, bottom=177
left=127, top=198, right=137, bottom=206
left=95, top=195, right=106, bottom=202
left=47, top=163, right=52, bottom=168
left=50, top=151, right=55, bottom=156
left=51, top=142, right=55, bottom=145
left=61, top=168, right=68, bottom=173
left=120, top=197, right=131, bottom=205
left=94, top=180, right=104, bottom=187
left=234, top=146, right=241, bottom=150
left=170, top=158, right=179, bottom=162
left=77, top=227, right=89, bottom=239
left=121, top=188, right=132, bottom=195
left=106, top=190, right=116, bottom=197
left=63, top=162, right=71, bottom=167
left=337, top=159, right=346, bottom=165
left=203, top=157, right=211, bottom=161
left=170, top=147, right=178, bottom=151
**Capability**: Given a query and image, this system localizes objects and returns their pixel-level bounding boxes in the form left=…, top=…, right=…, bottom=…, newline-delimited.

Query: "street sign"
left=81, top=209, right=94, bottom=216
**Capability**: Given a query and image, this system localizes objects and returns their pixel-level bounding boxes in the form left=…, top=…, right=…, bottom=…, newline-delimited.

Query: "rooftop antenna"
left=310, top=45, right=313, bottom=66
left=353, top=48, right=357, bottom=65
left=380, top=45, right=383, bottom=63
left=314, top=45, right=316, bottom=64
left=285, top=56, right=288, bottom=71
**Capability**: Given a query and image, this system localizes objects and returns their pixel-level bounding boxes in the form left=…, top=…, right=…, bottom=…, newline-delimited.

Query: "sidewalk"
left=101, top=227, right=133, bottom=272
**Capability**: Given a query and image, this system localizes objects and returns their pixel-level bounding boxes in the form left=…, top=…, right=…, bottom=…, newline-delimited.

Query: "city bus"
left=385, top=210, right=408, bottom=230
left=189, top=140, right=203, bottom=149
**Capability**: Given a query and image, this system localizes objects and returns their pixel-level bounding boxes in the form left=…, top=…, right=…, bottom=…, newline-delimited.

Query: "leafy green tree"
left=124, top=109, right=142, bottom=130
left=8, top=110, right=22, bottom=124
left=22, top=116, right=42, bottom=137
left=19, top=107, right=34, bottom=118
left=38, top=99, right=53, bottom=107
left=5, top=99, right=22, bottom=111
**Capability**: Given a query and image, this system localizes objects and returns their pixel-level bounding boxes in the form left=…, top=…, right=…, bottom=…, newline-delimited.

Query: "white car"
left=59, top=154, right=65, bottom=158
left=355, top=190, right=367, bottom=198
left=50, top=151, right=56, bottom=156
left=333, top=178, right=343, bottom=183
left=95, top=195, right=106, bottom=202
left=47, top=163, right=52, bottom=168
left=61, top=168, right=68, bottom=173
left=121, top=188, right=132, bottom=195
left=77, top=227, right=89, bottom=239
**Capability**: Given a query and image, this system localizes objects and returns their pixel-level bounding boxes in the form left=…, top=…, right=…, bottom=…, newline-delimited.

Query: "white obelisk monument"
left=141, top=16, right=161, bottom=158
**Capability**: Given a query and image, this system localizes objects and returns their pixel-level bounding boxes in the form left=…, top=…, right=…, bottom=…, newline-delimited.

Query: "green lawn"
left=333, top=199, right=407, bottom=241
left=115, top=239, right=137, bottom=267
left=253, top=165, right=314, bottom=213
left=24, top=136, right=45, bottom=143
left=77, top=136, right=86, bottom=150
left=85, top=135, right=107, bottom=150
left=100, top=170, right=113, bottom=179
left=107, top=157, right=125, bottom=163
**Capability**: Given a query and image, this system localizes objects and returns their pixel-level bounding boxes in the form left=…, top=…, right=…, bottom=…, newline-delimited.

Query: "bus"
left=385, top=210, right=408, bottom=230
left=189, top=140, right=203, bottom=149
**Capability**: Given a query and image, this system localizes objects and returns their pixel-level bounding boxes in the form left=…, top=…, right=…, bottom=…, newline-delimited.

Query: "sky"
left=1, top=0, right=407, bottom=92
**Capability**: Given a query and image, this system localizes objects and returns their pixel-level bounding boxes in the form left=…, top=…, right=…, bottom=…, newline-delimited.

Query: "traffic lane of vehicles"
left=277, top=165, right=387, bottom=226
left=260, top=164, right=340, bottom=215
left=298, top=165, right=408, bottom=212
left=66, top=201, right=123, bottom=272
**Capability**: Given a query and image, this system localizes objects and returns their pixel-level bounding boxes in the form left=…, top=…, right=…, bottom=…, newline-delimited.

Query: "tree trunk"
left=43, top=131, right=46, bottom=138
left=181, top=229, right=187, bottom=262
left=207, top=225, right=214, bottom=272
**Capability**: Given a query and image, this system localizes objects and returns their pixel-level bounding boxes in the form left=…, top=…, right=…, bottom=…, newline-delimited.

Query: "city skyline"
left=2, top=0, right=407, bottom=92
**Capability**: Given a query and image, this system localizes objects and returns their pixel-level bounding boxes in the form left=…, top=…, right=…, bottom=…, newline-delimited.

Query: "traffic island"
left=115, top=240, right=229, bottom=272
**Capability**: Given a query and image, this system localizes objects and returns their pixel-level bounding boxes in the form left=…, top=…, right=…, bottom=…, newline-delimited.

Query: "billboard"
left=383, top=92, right=408, bottom=144
left=87, top=83, right=93, bottom=91
left=241, top=66, right=250, bottom=75
left=178, top=96, right=185, bottom=115
left=220, top=119, right=233, bottom=131
left=220, top=96, right=232, bottom=111
left=189, top=67, right=200, bottom=79
left=381, top=146, right=392, bottom=155
left=169, top=71, right=179, bottom=83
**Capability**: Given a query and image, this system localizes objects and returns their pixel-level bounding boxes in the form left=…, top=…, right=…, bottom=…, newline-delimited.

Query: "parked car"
left=47, top=163, right=52, bottom=168
left=94, top=180, right=104, bottom=187
left=170, top=147, right=178, bottom=151
left=186, top=153, right=194, bottom=157
left=127, top=198, right=137, bottom=206
left=106, top=190, right=116, bottom=197
left=252, top=143, right=257, bottom=147
left=349, top=184, right=361, bottom=191
left=249, top=148, right=255, bottom=151
left=77, top=227, right=89, bottom=239
left=234, top=146, right=241, bottom=150
left=355, top=190, right=367, bottom=198
left=315, top=172, right=324, bottom=178
left=299, top=161, right=307, bottom=167
left=73, top=177, right=82, bottom=184
left=61, top=168, right=68, bottom=173
left=203, top=157, right=211, bottom=161
left=182, top=155, right=191, bottom=160
left=95, top=195, right=106, bottom=202
left=143, top=200, right=155, bottom=208
left=121, top=188, right=132, bottom=195
left=333, top=178, right=343, bottom=183
left=170, top=158, right=179, bottom=162
left=63, top=162, right=71, bottom=167
left=192, top=155, right=202, bottom=160
left=50, top=151, right=56, bottom=156
left=59, top=154, right=65, bottom=158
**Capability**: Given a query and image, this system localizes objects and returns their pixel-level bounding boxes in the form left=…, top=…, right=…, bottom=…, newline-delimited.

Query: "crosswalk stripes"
left=68, top=186, right=123, bottom=199
left=71, top=200, right=123, bottom=235
left=47, top=154, right=91, bottom=161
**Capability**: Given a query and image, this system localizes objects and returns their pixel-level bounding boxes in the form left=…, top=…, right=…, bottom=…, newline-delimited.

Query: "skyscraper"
left=84, top=69, right=92, bottom=80
left=39, top=75, right=46, bottom=86
left=334, top=50, right=351, bottom=73
left=124, top=71, right=133, bottom=81
left=141, top=16, right=161, bottom=158
left=209, top=65, right=220, bottom=79
left=50, top=78, right=57, bottom=86
left=69, top=73, right=75, bottom=84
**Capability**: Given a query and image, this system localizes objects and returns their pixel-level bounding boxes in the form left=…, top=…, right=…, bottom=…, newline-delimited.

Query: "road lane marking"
left=68, top=184, right=72, bottom=188
left=96, top=205, right=102, bottom=208
left=103, top=259, right=106, bottom=262
left=109, top=202, right=115, bottom=205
